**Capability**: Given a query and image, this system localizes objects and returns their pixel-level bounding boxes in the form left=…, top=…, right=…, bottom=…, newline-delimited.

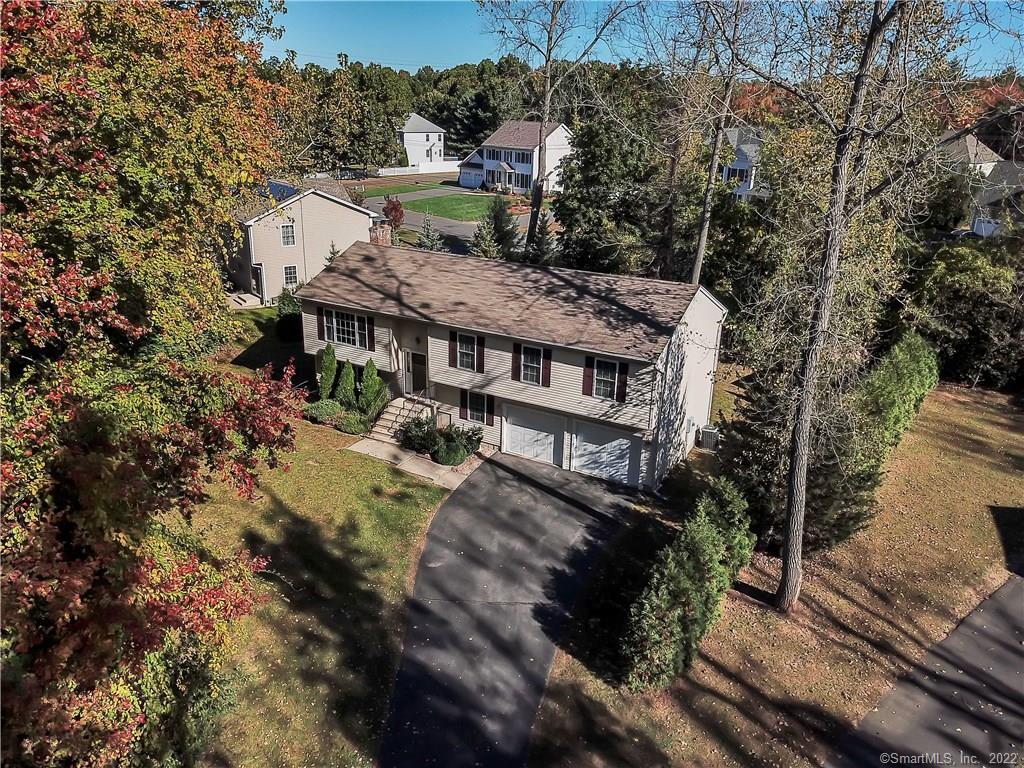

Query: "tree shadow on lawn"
left=228, top=313, right=315, bottom=389
left=529, top=680, right=672, bottom=768
left=989, top=505, right=1024, bottom=575
left=237, top=488, right=404, bottom=759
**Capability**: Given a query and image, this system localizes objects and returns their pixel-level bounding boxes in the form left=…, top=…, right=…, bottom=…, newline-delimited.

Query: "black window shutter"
left=459, top=389, right=468, bottom=420
left=449, top=331, right=457, bottom=367
left=583, top=356, right=594, bottom=396
left=476, top=336, right=485, bottom=373
left=616, top=362, right=629, bottom=403
left=485, top=395, right=495, bottom=426
left=541, top=348, right=552, bottom=387
left=365, top=316, right=375, bottom=351
left=316, top=306, right=325, bottom=340
left=512, top=343, right=521, bottom=381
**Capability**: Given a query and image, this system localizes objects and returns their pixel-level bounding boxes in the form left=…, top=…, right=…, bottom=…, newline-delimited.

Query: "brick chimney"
left=369, top=221, right=392, bottom=246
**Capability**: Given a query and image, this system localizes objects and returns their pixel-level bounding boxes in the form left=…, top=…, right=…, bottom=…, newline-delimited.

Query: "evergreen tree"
left=487, top=194, right=521, bottom=260
left=469, top=219, right=502, bottom=259
left=336, top=359, right=357, bottom=408
left=319, top=343, right=338, bottom=400
left=416, top=214, right=448, bottom=252
left=523, top=210, right=557, bottom=264
left=358, top=358, right=387, bottom=417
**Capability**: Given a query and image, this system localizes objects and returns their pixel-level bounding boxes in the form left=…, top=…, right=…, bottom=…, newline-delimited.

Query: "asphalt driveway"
left=378, top=454, right=635, bottom=768
left=828, top=575, right=1024, bottom=767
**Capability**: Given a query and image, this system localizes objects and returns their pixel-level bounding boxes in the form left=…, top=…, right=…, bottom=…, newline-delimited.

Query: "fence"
left=377, top=160, right=461, bottom=177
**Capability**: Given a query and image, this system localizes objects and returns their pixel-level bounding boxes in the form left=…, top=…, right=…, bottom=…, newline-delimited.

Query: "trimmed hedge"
left=622, top=478, right=753, bottom=691
left=724, top=332, right=939, bottom=551
left=336, top=360, right=357, bottom=409
left=397, top=418, right=483, bottom=466
left=334, top=411, right=370, bottom=435
left=701, top=477, right=755, bottom=581
left=303, top=399, right=342, bottom=424
left=433, top=440, right=469, bottom=466
left=320, top=344, right=338, bottom=401
left=857, top=331, right=939, bottom=458
left=623, top=508, right=730, bottom=690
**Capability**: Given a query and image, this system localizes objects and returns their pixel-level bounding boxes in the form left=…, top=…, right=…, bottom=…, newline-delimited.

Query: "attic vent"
left=699, top=425, right=721, bottom=452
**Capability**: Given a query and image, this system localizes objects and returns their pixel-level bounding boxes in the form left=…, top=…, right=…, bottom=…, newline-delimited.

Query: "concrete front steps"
left=369, top=396, right=430, bottom=444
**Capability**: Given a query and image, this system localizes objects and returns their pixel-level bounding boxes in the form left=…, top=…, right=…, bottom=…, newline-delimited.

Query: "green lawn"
left=195, top=419, right=447, bottom=767
left=403, top=192, right=499, bottom=222
left=360, top=181, right=445, bottom=198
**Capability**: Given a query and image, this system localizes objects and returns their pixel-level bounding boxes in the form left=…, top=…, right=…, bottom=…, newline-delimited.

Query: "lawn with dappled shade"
left=193, top=420, right=447, bottom=767
left=531, top=383, right=1024, bottom=768
left=403, top=192, right=501, bottom=222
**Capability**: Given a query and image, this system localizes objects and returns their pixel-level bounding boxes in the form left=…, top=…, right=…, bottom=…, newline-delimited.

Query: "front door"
left=251, top=265, right=264, bottom=302
left=403, top=350, right=427, bottom=395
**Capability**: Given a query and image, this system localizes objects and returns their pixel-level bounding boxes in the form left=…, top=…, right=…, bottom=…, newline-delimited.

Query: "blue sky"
left=261, top=1, right=500, bottom=70
left=262, top=1, right=1021, bottom=74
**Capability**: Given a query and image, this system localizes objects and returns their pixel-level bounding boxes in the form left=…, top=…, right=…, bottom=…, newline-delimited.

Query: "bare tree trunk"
left=691, top=0, right=742, bottom=285
left=654, top=140, right=681, bottom=278
left=691, top=76, right=733, bottom=284
left=528, top=83, right=553, bottom=245
left=776, top=0, right=899, bottom=612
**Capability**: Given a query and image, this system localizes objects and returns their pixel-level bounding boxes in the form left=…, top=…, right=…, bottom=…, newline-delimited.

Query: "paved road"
left=378, top=454, right=634, bottom=768
left=364, top=188, right=531, bottom=252
left=829, top=575, right=1024, bottom=767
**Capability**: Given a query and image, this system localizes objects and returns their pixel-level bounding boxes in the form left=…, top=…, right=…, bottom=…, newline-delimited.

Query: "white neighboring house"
left=939, top=130, right=1003, bottom=177
left=722, top=127, right=769, bottom=200
left=970, top=160, right=1023, bottom=237
left=398, top=113, right=446, bottom=166
left=228, top=177, right=381, bottom=305
left=459, top=120, right=572, bottom=194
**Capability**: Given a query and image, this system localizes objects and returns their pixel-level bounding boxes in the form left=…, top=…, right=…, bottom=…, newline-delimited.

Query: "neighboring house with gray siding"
left=228, top=178, right=379, bottom=305
left=295, top=242, right=726, bottom=489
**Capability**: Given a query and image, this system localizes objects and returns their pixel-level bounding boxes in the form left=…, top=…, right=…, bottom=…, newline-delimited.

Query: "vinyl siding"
left=424, top=325, right=655, bottom=431
left=432, top=383, right=502, bottom=448
left=247, top=193, right=373, bottom=303
left=650, top=289, right=726, bottom=482
left=300, top=301, right=395, bottom=373
left=537, top=124, right=572, bottom=192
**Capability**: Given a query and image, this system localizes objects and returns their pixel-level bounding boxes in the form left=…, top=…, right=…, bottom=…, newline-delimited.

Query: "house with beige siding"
left=227, top=178, right=379, bottom=305
left=294, top=242, right=726, bottom=489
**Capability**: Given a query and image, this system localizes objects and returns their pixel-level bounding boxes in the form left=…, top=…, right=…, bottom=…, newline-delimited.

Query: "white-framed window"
left=593, top=359, right=618, bottom=400
left=283, top=265, right=298, bottom=289
left=457, top=333, right=477, bottom=371
left=281, top=223, right=296, bottom=247
left=726, top=167, right=749, bottom=184
left=521, top=345, right=542, bottom=385
left=467, top=390, right=486, bottom=423
left=514, top=151, right=530, bottom=164
left=324, top=309, right=369, bottom=349
left=515, top=172, right=530, bottom=190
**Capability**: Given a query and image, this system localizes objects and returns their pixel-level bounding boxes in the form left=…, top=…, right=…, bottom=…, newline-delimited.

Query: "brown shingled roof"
left=482, top=120, right=565, bottom=150
left=294, top=242, right=701, bottom=361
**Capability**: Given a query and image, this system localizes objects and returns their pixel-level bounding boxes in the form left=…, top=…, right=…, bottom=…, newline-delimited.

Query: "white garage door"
left=572, top=421, right=641, bottom=486
left=504, top=405, right=563, bottom=466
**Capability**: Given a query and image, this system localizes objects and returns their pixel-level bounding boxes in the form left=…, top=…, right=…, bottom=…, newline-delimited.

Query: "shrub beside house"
left=302, top=344, right=389, bottom=435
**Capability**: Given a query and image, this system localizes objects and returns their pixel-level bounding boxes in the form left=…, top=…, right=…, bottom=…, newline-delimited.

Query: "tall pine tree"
left=487, top=194, right=521, bottom=260
left=523, top=211, right=557, bottom=264
left=469, top=219, right=502, bottom=259
left=416, top=214, right=448, bottom=252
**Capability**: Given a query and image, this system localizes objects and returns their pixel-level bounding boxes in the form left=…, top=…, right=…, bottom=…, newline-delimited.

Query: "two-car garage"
left=502, top=404, right=643, bottom=487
